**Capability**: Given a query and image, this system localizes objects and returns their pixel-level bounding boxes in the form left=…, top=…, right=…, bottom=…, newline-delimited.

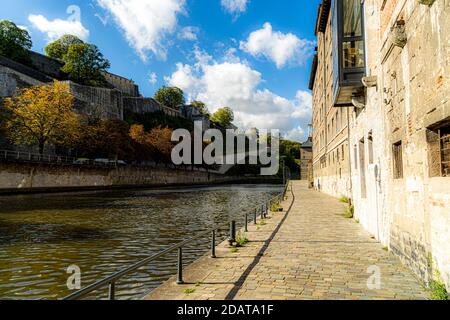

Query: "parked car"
left=73, top=158, right=90, bottom=165
left=94, top=158, right=110, bottom=165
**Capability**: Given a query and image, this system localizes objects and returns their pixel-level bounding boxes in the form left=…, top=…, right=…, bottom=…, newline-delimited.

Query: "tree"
left=1, top=81, right=79, bottom=155
left=154, top=86, right=185, bottom=110
left=75, top=120, right=133, bottom=159
left=129, top=124, right=174, bottom=163
left=191, top=100, right=210, bottom=117
left=60, top=43, right=110, bottom=87
left=0, top=20, right=32, bottom=65
left=45, top=34, right=84, bottom=60
left=210, top=107, right=234, bottom=128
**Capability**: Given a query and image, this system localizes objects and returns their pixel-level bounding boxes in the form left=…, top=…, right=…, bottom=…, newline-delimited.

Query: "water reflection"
left=0, top=184, right=281, bottom=300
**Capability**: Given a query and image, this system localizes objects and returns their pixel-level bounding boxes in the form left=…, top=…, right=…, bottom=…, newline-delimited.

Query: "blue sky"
left=1, top=0, right=321, bottom=141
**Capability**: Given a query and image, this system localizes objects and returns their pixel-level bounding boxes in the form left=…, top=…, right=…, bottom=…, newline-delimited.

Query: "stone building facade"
left=310, top=0, right=352, bottom=198
left=299, top=136, right=313, bottom=181
left=311, top=0, right=450, bottom=290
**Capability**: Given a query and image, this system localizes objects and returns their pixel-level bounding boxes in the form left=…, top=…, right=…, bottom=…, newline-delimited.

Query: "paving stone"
left=145, top=181, right=429, bottom=300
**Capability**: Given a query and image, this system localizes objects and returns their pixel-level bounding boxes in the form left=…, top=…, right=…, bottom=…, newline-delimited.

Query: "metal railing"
left=0, top=149, right=214, bottom=173
left=63, top=180, right=290, bottom=300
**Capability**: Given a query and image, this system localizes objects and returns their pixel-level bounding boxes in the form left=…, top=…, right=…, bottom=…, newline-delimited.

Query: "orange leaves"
left=1, top=81, right=79, bottom=154
left=129, top=124, right=174, bottom=162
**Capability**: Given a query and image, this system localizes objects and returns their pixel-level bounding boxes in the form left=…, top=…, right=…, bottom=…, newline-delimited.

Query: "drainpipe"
left=347, top=107, right=353, bottom=199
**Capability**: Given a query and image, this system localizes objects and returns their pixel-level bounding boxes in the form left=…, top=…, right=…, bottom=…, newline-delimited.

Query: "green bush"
left=235, top=232, right=249, bottom=247
left=430, top=280, right=448, bottom=300
left=339, top=196, right=350, bottom=204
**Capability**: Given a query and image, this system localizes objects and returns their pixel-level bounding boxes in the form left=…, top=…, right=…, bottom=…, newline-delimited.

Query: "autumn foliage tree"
left=1, top=81, right=79, bottom=155
left=76, top=120, right=133, bottom=160
left=129, top=125, right=174, bottom=164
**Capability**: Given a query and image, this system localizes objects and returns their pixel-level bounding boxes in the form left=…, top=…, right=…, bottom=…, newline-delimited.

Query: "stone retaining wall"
left=0, top=163, right=246, bottom=194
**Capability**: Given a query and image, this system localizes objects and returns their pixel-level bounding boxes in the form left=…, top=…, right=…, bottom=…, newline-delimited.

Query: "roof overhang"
left=315, top=0, right=331, bottom=35
left=308, top=53, right=318, bottom=90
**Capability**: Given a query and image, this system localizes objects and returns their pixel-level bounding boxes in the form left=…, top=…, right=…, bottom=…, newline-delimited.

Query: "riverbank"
left=0, top=162, right=282, bottom=195
left=145, top=181, right=429, bottom=300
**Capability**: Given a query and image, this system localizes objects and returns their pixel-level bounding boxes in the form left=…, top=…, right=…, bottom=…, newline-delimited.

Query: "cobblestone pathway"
left=145, top=181, right=429, bottom=300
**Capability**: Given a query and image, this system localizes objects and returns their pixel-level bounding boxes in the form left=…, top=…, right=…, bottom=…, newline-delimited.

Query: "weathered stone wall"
left=28, top=51, right=64, bottom=79
left=64, top=81, right=124, bottom=120
left=351, top=0, right=450, bottom=290
left=0, top=163, right=240, bottom=193
left=123, top=97, right=182, bottom=118
left=0, top=56, right=52, bottom=87
left=103, top=72, right=139, bottom=97
left=380, top=0, right=450, bottom=290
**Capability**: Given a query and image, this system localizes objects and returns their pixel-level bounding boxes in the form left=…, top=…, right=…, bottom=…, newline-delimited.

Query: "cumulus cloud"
left=149, top=72, right=158, bottom=86
left=165, top=48, right=311, bottom=141
left=28, top=14, right=89, bottom=42
left=240, top=22, right=315, bottom=69
left=178, top=26, right=199, bottom=41
left=97, top=0, right=185, bottom=62
left=221, top=0, right=249, bottom=16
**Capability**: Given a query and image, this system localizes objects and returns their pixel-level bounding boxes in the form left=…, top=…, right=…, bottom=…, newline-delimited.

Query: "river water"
left=0, top=184, right=281, bottom=300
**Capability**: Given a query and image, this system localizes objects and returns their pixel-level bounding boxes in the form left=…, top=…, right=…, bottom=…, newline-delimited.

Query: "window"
left=440, top=127, right=450, bottom=176
left=331, top=118, right=335, bottom=137
left=342, top=40, right=365, bottom=68
left=331, top=0, right=366, bottom=98
left=341, top=0, right=365, bottom=70
left=343, top=0, right=363, bottom=37
left=368, top=132, right=374, bottom=164
left=427, top=124, right=450, bottom=177
left=336, top=112, right=340, bottom=132
left=354, top=145, right=358, bottom=169
left=393, top=141, right=403, bottom=179
left=342, top=145, right=345, bottom=161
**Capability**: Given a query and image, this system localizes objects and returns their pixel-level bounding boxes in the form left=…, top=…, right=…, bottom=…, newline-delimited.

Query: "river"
left=0, top=184, right=281, bottom=300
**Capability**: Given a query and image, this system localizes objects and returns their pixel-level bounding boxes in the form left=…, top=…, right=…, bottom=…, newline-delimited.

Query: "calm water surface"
left=0, top=184, right=281, bottom=300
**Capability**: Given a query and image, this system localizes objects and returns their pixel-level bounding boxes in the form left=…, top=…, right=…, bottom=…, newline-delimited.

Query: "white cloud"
left=221, top=0, right=249, bottom=15
left=97, top=0, right=185, bottom=62
left=166, top=48, right=312, bottom=142
left=149, top=72, right=158, bottom=86
left=240, top=22, right=315, bottom=69
left=28, top=14, right=89, bottom=42
left=17, top=25, right=29, bottom=32
left=178, top=26, right=199, bottom=41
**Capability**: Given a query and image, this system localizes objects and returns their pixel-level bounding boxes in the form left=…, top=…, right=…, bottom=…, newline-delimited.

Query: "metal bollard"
left=228, top=221, right=236, bottom=246
left=254, top=208, right=257, bottom=224
left=244, top=214, right=248, bottom=232
left=109, top=282, right=115, bottom=300
left=177, top=247, right=184, bottom=284
left=211, top=230, right=216, bottom=258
